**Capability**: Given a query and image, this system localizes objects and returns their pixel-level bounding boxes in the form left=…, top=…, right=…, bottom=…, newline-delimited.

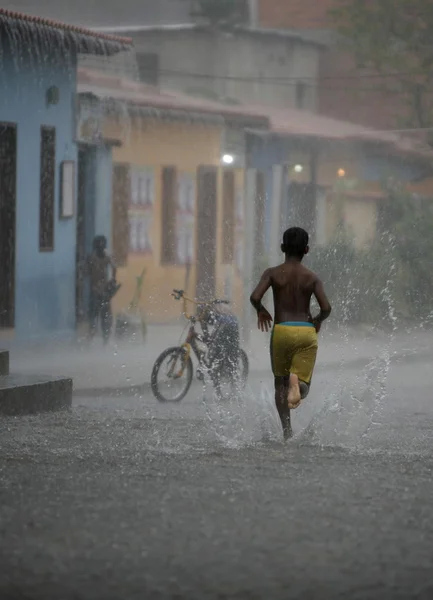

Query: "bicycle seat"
left=172, top=289, right=184, bottom=300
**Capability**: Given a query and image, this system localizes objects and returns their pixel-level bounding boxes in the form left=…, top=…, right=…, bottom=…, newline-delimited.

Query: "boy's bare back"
left=251, top=260, right=330, bottom=328
left=268, top=261, right=318, bottom=324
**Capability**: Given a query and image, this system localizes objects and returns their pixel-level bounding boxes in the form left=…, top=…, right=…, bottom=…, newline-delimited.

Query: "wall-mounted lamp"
left=222, top=154, right=234, bottom=165
left=337, top=168, right=346, bottom=177
left=294, top=164, right=303, bottom=173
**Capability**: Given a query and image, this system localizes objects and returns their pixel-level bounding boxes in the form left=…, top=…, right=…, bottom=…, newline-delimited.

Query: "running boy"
left=250, top=227, right=331, bottom=439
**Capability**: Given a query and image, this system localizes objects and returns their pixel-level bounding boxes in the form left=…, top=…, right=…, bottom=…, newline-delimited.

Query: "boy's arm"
left=250, top=268, right=272, bottom=312
left=311, top=278, right=332, bottom=331
left=250, top=269, right=273, bottom=332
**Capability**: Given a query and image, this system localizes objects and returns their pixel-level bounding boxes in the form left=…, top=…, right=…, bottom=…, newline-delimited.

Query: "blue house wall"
left=0, top=47, right=78, bottom=340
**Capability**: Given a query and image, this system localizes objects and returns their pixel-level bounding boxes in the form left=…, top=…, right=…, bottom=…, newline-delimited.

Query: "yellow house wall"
left=105, top=115, right=226, bottom=323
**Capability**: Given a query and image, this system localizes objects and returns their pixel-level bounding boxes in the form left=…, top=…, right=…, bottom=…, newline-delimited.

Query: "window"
left=39, top=126, right=56, bottom=251
left=222, top=169, right=235, bottom=264
left=131, top=166, right=154, bottom=207
left=296, top=81, right=307, bottom=110
left=161, top=166, right=177, bottom=264
left=176, top=173, right=195, bottom=265
left=137, top=52, right=159, bottom=85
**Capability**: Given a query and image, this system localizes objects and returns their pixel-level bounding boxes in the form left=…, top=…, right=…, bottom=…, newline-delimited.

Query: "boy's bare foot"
left=287, top=373, right=301, bottom=409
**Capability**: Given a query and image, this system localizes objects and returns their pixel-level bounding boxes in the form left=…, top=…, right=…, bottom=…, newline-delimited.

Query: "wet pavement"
left=1, top=345, right=433, bottom=599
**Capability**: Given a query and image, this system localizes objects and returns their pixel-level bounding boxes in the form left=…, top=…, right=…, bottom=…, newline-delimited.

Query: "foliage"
left=330, top=0, right=433, bottom=128
left=307, top=187, right=433, bottom=328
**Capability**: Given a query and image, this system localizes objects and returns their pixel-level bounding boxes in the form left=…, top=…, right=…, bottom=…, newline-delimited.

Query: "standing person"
left=87, top=235, right=117, bottom=344
left=250, top=227, right=332, bottom=439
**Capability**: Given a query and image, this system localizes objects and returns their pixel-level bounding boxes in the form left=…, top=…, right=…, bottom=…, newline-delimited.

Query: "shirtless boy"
left=250, top=227, right=332, bottom=439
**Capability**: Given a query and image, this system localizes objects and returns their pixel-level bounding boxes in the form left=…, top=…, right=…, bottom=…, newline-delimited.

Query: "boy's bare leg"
left=288, top=373, right=301, bottom=409
left=275, top=377, right=292, bottom=440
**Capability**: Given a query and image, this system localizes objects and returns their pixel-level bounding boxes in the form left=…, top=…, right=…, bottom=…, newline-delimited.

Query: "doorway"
left=196, top=166, right=217, bottom=300
left=0, top=123, right=17, bottom=328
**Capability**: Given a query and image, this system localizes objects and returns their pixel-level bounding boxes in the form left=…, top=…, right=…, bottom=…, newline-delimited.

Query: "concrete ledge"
left=0, top=351, right=9, bottom=376
left=0, top=374, right=72, bottom=416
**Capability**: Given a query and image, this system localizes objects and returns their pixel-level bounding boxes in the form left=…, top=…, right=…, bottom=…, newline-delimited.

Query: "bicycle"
left=150, top=289, right=249, bottom=403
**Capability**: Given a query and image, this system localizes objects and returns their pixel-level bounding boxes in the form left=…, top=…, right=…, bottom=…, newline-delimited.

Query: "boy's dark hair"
left=281, top=227, right=309, bottom=258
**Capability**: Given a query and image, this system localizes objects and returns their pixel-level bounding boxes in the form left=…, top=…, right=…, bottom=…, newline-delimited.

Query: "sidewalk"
left=6, top=323, right=433, bottom=392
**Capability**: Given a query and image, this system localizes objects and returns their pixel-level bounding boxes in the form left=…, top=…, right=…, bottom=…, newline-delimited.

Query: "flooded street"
left=1, top=354, right=433, bottom=599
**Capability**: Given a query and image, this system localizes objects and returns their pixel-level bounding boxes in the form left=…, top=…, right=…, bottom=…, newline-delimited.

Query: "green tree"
left=330, top=0, right=433, bottom=129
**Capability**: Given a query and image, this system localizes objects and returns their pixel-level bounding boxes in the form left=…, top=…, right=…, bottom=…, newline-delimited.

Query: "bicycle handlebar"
left=171, top=289, right=231, bottom=320
left=172, top=289, right=184, bottom=300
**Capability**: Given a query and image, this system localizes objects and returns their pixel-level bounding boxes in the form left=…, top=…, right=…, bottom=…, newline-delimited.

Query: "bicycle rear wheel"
left=151, top=346, right=193, bottom=403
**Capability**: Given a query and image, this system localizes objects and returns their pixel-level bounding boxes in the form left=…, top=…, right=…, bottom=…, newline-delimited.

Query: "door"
left=196, top=166, right=217, bottom=301
left=0, top=123, right=17, bottom=328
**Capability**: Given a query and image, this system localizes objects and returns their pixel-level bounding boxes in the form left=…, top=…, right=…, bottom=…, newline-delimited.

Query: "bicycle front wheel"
left=151, top=346, right=193, bottom=403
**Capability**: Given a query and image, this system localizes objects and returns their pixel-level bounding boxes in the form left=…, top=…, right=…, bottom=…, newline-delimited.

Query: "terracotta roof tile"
left=0, top=8, right=132, bottom=54
left=77, top=68, right=269, bottom=126
left=77, top=68, right=433, bottom=159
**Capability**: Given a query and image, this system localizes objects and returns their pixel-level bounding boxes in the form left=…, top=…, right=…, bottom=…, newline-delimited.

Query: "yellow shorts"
left=271, top=322, right=318, bottom=383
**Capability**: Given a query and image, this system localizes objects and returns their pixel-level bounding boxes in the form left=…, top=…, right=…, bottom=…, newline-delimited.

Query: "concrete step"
left=0, top=374, right=72, bottom=416
left=0, top=350, right=9, bottom=376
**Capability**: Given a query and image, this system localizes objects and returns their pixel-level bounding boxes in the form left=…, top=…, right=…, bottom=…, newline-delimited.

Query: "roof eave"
left=0, top=9, right=133, bottom=56
left=78, top=91, right=269, bottom=129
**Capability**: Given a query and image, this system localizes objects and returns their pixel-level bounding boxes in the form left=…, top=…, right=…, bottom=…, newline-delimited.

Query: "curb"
left=0, top=375, right=73, bottom=416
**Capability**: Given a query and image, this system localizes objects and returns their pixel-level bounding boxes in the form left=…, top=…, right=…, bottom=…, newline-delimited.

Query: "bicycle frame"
left=171, top=289, right=214, bottom=378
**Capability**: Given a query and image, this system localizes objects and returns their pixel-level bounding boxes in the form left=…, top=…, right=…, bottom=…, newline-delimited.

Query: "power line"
left=80, top=57, right=433, bottom=94
left=155, top=66, right=426, bottom=94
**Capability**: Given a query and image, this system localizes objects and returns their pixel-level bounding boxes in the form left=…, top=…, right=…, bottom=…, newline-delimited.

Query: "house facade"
left=76, top=67, right=433, bottom=332
left=76, top=70, right=268, bottom=323
left=245, top=108, right=433, bottom=259
left=0, top=9, right=131, bottom=341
